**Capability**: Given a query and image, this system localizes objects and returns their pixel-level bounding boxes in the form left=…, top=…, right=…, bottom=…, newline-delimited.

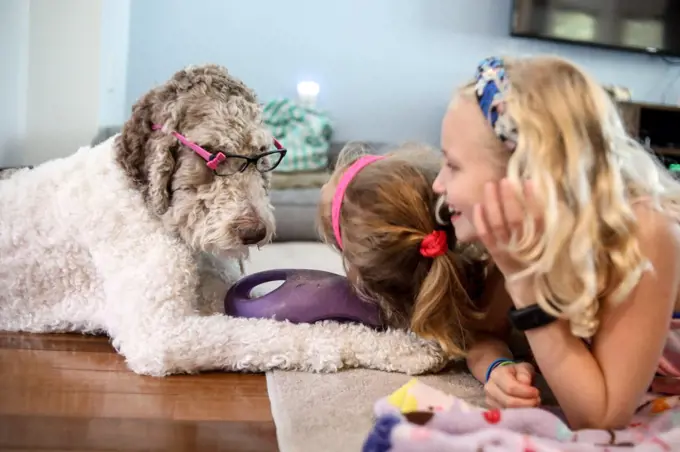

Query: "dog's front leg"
left=93, top=238, right=445, bottom=377
left=91, top=235, right=205, bottom=374
left=115, top=312, right=447, bottom=377
left=142, top=316, right=448, bottom=376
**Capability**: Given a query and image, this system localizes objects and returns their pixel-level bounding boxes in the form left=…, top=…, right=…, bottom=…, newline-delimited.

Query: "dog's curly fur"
left=0, top=64, right=446, bottom=376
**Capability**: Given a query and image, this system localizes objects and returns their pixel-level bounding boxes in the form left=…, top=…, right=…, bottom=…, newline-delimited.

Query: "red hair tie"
left=419, top=230, right=448, bottom=258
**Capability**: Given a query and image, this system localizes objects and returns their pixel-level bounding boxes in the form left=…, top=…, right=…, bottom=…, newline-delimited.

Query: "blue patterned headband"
left=474, top=56, right=518, bottom=150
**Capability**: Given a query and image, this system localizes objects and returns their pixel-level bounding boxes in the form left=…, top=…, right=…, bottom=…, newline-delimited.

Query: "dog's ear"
left=145, top=136, right=177, bottom=216
left=115, top=82, right=180, bottom=216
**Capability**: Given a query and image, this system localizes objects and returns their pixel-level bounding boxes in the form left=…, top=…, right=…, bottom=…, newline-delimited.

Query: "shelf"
left=618, top=101, right=680, bottom=165
left=618, top=100, right=680, bottom=113
left=652, top=147, right=680, bottom=157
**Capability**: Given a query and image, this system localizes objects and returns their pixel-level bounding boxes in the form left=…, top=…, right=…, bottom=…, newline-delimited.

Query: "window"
left=622, top=19, right=664, bottom=50
left=548, top=9, right=597, bottom=42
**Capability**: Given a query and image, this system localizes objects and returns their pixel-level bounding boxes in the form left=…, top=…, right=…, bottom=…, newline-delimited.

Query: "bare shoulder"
left=632, top=203, right=680, bottom=260
left=630, top=203, right=680, bottom=308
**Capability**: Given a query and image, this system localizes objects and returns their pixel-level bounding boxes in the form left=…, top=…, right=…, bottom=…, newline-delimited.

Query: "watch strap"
left=508, top=304, right=557, bottom=331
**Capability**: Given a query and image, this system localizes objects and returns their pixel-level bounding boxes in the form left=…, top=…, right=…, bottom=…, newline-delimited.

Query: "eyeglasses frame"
left=151, top=123, right=287, bottom=174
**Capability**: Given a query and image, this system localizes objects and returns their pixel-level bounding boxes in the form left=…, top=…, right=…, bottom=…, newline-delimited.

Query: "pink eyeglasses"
left=151, top=124, right=287, bottom=176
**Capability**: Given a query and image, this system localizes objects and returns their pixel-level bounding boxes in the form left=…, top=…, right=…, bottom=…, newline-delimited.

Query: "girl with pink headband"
left=317, top=142, right=490, bottom=358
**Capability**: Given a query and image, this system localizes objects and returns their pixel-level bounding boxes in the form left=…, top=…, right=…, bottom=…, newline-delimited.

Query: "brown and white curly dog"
left=0, top=64, right=445, bottom=376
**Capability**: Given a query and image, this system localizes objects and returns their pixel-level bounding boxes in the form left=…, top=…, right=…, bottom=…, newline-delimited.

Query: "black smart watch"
left=508, top=304, right=557, bottom=331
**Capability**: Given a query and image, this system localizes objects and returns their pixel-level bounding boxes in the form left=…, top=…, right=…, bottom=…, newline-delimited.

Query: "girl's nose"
left=432, top=172, right=444, bottom=194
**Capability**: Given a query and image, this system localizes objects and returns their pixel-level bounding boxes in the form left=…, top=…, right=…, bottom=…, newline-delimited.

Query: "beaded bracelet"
left=485, top=358, right=515, bottom=382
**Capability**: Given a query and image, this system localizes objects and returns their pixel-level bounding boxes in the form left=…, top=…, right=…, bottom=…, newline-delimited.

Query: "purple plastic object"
left=224, top=268, right=383, bottom=328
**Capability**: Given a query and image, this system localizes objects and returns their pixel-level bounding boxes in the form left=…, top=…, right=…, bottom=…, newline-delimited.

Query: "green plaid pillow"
left=263, top=98, right=332, bottom=172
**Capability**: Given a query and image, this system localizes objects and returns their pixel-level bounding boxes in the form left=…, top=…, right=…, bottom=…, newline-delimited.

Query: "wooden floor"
left=0, top=332, right=278, bottom=452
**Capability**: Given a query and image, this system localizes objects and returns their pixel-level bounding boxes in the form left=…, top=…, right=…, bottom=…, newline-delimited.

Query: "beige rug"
left=245, top=243, right=556, bottom=451
left=246, top=244, right=485, bottom=451
left=267, top=365, right=485, bottom=452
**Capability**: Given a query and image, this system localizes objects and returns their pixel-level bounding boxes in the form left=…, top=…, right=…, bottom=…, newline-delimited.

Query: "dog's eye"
left=259, top=145, right=267, bottom=153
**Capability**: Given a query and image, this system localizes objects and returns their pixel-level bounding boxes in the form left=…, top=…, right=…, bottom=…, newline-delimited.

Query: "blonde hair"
left=317, top=143, right=488, bottom=358
left=458, top=55, right=680, bottom=337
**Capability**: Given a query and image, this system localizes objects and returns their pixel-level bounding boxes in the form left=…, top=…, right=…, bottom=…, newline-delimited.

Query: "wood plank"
left=0, top=331, right=115, bottom=353
left=0, top=332, right=277, bottom=451
left=0, top=416, right=278, bottom=452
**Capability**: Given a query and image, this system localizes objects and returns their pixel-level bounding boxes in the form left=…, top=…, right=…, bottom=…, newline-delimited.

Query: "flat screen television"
left=510, top=0, right=680, bottom=58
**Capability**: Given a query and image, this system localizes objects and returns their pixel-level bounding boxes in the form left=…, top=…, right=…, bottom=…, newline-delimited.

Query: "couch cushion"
left=271, top=171, right=329, bottom=190
left=271, top=188, right=322, bottom=242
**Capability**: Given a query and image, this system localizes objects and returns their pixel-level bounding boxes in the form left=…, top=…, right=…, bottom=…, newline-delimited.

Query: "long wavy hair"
left=317, top=142, right=488, bottom=358
left=457, top=55, right=680, bottom=338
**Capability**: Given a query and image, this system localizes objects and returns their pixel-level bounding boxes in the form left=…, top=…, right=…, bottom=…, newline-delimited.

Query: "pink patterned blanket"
left=362, top=378, right=679, bottom=451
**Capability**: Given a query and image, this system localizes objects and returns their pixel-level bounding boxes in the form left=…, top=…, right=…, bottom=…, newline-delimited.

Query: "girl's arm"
left=518, top=208, right=680, bottom=430
left=466, top=265, right=515, bottom=381
left=466, top=334, right=514, bottom=382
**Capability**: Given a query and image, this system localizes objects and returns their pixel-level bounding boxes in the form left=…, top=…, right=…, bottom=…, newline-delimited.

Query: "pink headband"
left=331, top=155, right=385, bottom=249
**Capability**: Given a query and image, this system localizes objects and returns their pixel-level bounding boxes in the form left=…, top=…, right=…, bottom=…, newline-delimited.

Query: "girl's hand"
left=473, top=178, right=544, bottom=306
left=484, top=362, right=541, bottom=408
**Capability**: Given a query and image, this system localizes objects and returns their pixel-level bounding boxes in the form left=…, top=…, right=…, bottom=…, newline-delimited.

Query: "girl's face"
left=433, top=97, right=507, bottom=243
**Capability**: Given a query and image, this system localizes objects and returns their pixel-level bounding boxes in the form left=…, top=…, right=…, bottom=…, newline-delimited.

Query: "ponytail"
left=410, top=250, right=482, bottom=359
left=410, top=200, right=488, bottom=358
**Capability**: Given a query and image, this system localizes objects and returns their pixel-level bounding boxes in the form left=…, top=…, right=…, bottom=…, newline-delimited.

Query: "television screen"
left=510, top=0, right=680, bottom=57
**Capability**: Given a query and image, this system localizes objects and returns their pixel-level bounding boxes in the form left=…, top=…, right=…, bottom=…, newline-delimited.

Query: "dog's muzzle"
left=238, top=224, right=268, bottom=245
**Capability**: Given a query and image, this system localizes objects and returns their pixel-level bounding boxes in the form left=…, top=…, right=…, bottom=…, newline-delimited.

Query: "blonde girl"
left=433, top=55, right=680, bottom=429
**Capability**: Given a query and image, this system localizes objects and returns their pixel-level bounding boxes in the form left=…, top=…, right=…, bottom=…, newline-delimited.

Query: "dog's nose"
left=239, top=225, right=267, bottom=245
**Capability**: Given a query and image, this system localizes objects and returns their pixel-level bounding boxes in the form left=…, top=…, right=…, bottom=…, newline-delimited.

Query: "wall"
left=99, top=0, right=131, bottom=128
left=0, top=0, right=30, bottom=167
left=126, top=0, right=680, bottom=144
left=23, top=0, right=102, bottom=166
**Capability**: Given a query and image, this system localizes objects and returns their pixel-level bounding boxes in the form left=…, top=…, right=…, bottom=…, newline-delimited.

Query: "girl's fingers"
left=473, top=202, right=494, bottom=250
left=499, top=178, right=525, bottom=239
left=483, top=182, right=510, bottom=244
left=485, top=393, right=503, bottom=409
left=485, top=380, right=540, bottom=408
left=497, top=376, right=540, bottom=399
left=513, top=362, right=536, bottom=386
left=523, top=180, right=544, bottom=233
left=474, top=197, right=516, bottom=275
left=494, top=366, right=540, bottom=399
left=484, top=382, right=504, bottom=409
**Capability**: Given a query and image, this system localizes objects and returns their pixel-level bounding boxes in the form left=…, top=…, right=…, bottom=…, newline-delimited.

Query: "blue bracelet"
left=485, top=358, right=515, bottom=382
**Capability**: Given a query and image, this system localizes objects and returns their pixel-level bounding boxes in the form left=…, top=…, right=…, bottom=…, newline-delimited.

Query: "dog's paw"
left=351, top=327, right=448, bottom=375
